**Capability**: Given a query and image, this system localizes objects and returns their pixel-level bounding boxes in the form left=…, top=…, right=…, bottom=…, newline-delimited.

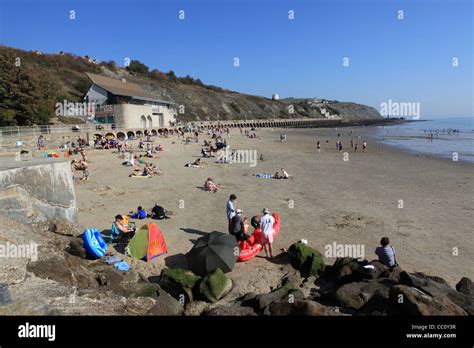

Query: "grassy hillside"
left=0, top=45, right=382, bottom=126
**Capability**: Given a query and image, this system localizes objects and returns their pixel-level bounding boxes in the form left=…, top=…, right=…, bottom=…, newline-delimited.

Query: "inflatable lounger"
left=83, top=228, right=107, bottom=258
left=237, top=213, right=280, bottom=262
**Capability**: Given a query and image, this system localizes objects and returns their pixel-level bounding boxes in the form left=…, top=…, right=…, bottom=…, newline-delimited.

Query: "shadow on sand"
left=179, top=228, right=209, bottom=236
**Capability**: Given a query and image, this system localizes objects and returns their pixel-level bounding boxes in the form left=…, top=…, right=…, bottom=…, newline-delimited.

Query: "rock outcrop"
left=0, top=159, right=77, bottom=224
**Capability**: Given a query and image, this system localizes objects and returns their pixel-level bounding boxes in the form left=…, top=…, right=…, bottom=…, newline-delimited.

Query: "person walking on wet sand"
left=317, top=141, right=321, bottom=153
left=260, top=208, right=275, bottom=258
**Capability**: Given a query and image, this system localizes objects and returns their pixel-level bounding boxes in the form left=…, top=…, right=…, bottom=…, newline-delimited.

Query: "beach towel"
left=110, top=223, right=120, bottom=241
left=256, top=173, right=273, bottom=179
left=113, top=261, right=130, bottom=272
left=104, top=255, right=121, bottom=265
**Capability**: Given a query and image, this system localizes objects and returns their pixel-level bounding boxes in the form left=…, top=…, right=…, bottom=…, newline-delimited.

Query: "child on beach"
left=131, top=206, right=148, bottom=219
left=362, top=141, right=367, bottom=152
left=260, top=208, right=275, bottom=258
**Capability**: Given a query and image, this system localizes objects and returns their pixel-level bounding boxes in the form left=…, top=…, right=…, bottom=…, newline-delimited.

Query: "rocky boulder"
left=456, top=277, right=474, bottom=296
left=335, top=282, right=364, bottom=310
left=146, top=289, right=184, bottom=316
left=47, top=220, right=82, bottom=237
left=255, top=275, right=303, bottom=310
left=287, top=242, right=325, bottom=277
left=389, top=285, right=467, bottom=316
left=199, top=268, right=233, bottom=303
left=159, top=268, right=201, bottom=303
left=184, top=301, right=210, bottom=316
left=203, top=306, right=256, bottom=316
left=269, top=299, right=330, bottom=316
left=66, top=238, right=87, bottom=259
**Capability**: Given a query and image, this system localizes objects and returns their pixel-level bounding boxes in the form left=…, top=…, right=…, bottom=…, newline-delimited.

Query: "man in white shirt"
left=226, top=194, right=237, bottom=232
left=260, top=208, right=275, bottom=258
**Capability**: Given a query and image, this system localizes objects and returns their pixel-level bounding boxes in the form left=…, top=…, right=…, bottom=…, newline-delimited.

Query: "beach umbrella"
left=186, top=232, right=238, bottom=276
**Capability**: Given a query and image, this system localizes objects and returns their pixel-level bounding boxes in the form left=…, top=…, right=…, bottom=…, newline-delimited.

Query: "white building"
left=272, top=93, right=280, bottom=100
left=84, top=73, right=177, bottom=128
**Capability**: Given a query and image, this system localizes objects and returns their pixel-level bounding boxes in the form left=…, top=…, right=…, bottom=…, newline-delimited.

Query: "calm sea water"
left=369, top=117, right=474, bottom=163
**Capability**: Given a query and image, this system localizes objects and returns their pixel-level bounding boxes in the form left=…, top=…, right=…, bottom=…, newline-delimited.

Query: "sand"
left=73, top=127, right=474, bottom=293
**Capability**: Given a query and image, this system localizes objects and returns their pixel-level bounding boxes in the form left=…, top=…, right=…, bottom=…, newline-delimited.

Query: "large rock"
left=287, top=242, right=325, bottom=277
left=66, top=238, right=87, bottom=259
left=159, top=268, right=201, bottom=303
left=335, top=282, right=364, bottom=310
left=0, top=159, right=77, bottom=224
left=199, top=268, right=233, bottom=303
left=146, top=289, right=184, bottom=316
left=399, top=271, right=453, bottom=297
left=269, top=300, right=330, bottom=316
left=389, top=285, right=467, bottom=316
left=255, top=277, right=299, bottom=310
left=445, top=291, right=474, bottom=316
left=456, top=277, right=474, bottom=296
left=184, top=301, right=210, bottom=316
left=47, top=220, right=82, bottom=237
left=324, top=258, right=365, bottom=285
left=357, top=289, right=400, bottom=316
left=27, top=254, right=76, bottom=285
left=203, top=306, right=256, bottom=316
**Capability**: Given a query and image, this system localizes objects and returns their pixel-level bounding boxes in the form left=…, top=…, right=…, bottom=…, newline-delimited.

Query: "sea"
left=367, top=117, right=474, bottom=163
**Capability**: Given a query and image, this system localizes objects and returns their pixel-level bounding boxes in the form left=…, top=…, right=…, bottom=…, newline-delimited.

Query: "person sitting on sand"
left=260, top=208, right=275, bottom=258
left=205, top=177, right=220, bottom=193
left=111, top=214, right=135, bottom=242
left=131, top=206, right=148, bottom=219
left=151, top=204, right=170, bottom=219
left=151, top=165, right=162, bottom=176
left=281, top=168, right=292, bottom=179
left=273, top=172, right=281, bottom=179
left=375, top=237, right=397, bottom=268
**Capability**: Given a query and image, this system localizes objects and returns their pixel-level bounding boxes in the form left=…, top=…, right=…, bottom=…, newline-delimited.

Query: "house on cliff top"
left=84, top=73, right=177, bottom=128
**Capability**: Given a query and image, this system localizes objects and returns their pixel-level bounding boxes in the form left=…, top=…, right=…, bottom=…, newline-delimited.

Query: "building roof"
left=86, top=72, right=176, bottom=105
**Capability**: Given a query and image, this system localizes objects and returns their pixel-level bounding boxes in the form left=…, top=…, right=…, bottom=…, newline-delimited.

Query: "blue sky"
left=0, top=0, right=472, bottom=117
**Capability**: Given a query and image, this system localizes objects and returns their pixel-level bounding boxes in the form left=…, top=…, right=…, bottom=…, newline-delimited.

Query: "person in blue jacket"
left=131, top=206, right=148, bottom=219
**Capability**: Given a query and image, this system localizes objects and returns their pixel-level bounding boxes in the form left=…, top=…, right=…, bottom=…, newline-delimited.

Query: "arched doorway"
left=140, top=115, right=146, bottom=128
left=147, top=115, right=153, bottom=128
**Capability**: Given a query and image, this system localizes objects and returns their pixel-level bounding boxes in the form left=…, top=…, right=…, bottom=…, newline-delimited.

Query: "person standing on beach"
left=362, top=141, right=367, bottom=152
left=317, top=141, right=321, bottom=153
left=350, top=139, right=354, bottom=149
left=354, top=143, right=358, bottom=152
left=230, top=209, right=247, bottom=241
left=260, top=208, right=275, bottom=258
left=336, top=140, right=340, bottom=150
left=227, top=194, right=237, bottom=232
left=338, top=142, right=343, bottom=152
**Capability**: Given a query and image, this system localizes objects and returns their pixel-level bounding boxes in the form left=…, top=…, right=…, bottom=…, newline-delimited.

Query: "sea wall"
left=0, top=159, right=77, bottom=224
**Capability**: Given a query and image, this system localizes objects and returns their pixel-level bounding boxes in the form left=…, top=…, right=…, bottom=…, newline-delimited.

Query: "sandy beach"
left=70, top=126, right=474, bottom=295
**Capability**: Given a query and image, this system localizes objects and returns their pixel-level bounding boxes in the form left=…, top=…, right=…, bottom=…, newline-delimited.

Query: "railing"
left=0, top=117, right=341, bottom=139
